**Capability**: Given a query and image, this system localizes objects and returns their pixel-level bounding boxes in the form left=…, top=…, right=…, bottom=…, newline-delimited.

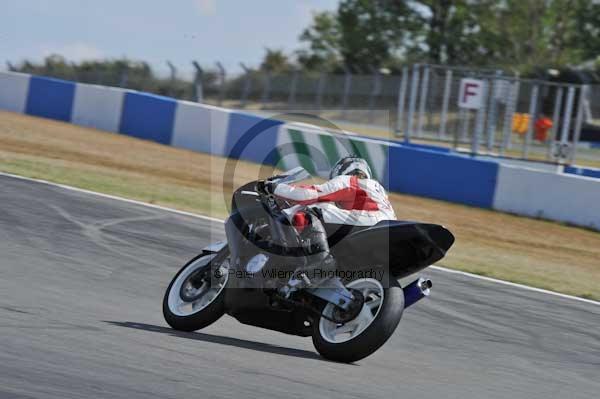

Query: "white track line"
left=2, top=171, right=598, bottom=306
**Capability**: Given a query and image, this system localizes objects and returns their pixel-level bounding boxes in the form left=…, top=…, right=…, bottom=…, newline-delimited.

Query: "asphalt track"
left=1, top=174, right=599, bottom=399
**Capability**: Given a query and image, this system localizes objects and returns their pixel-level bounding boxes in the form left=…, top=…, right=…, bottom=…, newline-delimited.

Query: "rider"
left=263, top=156, right=396, bottom=289
left=271, top=156, right=396, bottom=226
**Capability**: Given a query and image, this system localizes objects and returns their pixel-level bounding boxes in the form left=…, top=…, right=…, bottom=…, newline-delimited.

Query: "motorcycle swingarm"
left=305, top=278, right=354, bottom=311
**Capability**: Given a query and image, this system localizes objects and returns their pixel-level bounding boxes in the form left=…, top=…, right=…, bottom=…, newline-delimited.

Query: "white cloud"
left=40, top=42, right=104, bottom=61
left=193, top=0, right=216, bottom=16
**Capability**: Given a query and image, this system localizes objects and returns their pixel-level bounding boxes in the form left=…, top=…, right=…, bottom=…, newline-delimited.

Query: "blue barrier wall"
left=401, top=142, right=451, bottom=153
left=25, top=76, right=75, bottom=122
left=387, top=145, right=499, bottom=208
left=119, top=92, right=176, bottom=145
left=225, top=112, right=282, bottom=165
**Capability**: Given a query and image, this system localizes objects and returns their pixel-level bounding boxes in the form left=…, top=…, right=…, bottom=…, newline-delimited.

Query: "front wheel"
left=163, top=251, right=229, bottom=332
left=312, top=277, right=404, bottom=363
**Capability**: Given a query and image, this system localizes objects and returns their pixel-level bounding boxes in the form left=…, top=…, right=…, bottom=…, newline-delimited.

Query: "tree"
left=260, top=48, right=292, bottom=72
left=297, top=0, right=600, bottom=73
left=572, top=0, right=600, bottom=63
left=297, top=11, right=342, bottom=71
left=299, top=1, right=414, bottom=72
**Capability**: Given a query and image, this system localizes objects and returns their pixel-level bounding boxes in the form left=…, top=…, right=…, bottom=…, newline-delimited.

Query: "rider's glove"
left=256, top=180, right=276, bottom=195
left=309, top=206, right=324, bottom=220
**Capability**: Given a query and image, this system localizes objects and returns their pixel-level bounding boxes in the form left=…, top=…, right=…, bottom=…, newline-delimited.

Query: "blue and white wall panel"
left=0, top=71, right=31, bottom=113
left=224, top=111, right=283, bottom=165
left=387, top=145, right=499, bottom=208
left=71, top=83, right=126, bottom=132
left=119, top=91, right=176, bottom=145
left=493, top=165, right=600, bottom=229
left=26, top=75, right=75, bottom=122
left=171, top=101, right=231, bottom=157
left=564, top=165, right=600, bottom=180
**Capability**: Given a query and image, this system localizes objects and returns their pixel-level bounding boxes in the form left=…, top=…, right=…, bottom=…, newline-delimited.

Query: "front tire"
left=163, top=251, right=229, bottom=332
left=312, top=277, right=404, bottom=363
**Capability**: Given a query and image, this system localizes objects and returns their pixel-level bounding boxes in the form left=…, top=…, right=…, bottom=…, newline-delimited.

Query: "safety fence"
left=10, top=61, right=600, bottom=167
left=400, top=65, right=598, bottom=165
left=1, top=71, right=599, bottom=230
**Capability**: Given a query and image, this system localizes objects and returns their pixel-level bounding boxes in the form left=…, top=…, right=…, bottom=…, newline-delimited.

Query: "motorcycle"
left=163, top=167, right=454, bottom=363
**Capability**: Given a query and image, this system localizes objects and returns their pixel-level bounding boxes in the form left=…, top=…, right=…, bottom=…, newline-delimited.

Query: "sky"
left=1, top=0, right=338, bottom=77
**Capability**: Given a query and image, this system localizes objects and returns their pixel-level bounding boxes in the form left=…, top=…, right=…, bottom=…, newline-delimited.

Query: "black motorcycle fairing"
left=329, top=220, right=455, bottom=278
left=224, top=201, right=307, bottom=321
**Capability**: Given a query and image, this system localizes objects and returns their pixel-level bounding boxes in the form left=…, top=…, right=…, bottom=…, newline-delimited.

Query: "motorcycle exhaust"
left=403, top=277, right=432, bottom=308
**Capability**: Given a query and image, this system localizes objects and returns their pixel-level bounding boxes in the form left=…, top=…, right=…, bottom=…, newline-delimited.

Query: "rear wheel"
left=312, top=277, right=404, bottom=363
left=163, top=251, right=229, bottom=332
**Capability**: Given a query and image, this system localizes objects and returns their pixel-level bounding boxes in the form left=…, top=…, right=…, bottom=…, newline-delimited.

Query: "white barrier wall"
left=493, top=164, right=600, bottom=229
left=0, top=71, right=30, bottom=113
left=71, top=84, right=126, bottom=132
left=171, top=101, right=230, bottom=157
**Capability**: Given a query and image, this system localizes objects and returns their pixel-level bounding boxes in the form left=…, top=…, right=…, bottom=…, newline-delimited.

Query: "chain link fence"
left=21, top=60, right=600, bottom=166
left=198, top=63, right=600, bottom=167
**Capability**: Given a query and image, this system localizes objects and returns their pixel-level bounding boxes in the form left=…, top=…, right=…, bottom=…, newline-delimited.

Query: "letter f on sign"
left=458, top=78, right=484, bottom=109
left=463, top=83, right=478, bottom=103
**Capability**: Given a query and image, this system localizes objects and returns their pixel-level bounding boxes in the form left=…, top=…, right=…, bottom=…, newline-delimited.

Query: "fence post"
left=485, top=71, right=502, bottom=150
left=119, top=67, right=129, bottom=88
left=368, top=66, right=382, bottom=124
left=341, top=66, right=352, bottom=119
left=239, top=62, right=252, bottom=108
left=560, top=86, right=575, bottom=145
left=454, top=109, right=466, bottom=149
left=500, top=80, right=520, bottom=155
left=405, top=64, right=420, bottom=142
left=416, top=64, right=430, bottom=137
left=288, top=68, right=299, bottom=107
left=166, top=61, right=177, bottom=97
left=547, top=87, right=563, bottom=161
left=216, top=62, right=226, bottom=106
left=522, top=84, right=539, bottom=158
left=192, top=61, right=204, bottom=103
left=395, top=66, right=408, bottom=136
left=261, top=68, right=272, bottom=108
left=556, top=86, right=576, bottom=164
left=316, top=71, right=327, bottom=111
left=569, top=85, right=588, bottom=164
left=472, top=81, right=489, bottom=154
left=439, top=69, right=452, bottom=139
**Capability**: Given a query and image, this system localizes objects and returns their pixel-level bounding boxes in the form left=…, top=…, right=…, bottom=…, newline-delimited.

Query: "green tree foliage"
left=298, top=0, right=600, bottom=73
left=260, top=48, right=292, bottom=72
left=298, top=1, right=414, bottom=72
left=572, top=0, right=600, bottom=63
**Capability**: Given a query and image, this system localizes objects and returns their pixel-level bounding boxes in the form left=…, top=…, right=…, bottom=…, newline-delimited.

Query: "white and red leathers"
left=273, top=175, right=396, bottom=226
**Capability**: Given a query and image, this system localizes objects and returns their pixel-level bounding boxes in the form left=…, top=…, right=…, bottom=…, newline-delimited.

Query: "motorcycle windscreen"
left=331, top=221, right=455, bottom=279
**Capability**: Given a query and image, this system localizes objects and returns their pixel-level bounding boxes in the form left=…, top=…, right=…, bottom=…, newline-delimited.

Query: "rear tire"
left=312, top=277, right=404, bottom=363
left=163, top=251, right=229, bottom=332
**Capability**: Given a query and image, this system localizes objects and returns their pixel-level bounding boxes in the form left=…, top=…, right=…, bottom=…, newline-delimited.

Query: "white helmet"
left=329, top=156, right=372, bottom=179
